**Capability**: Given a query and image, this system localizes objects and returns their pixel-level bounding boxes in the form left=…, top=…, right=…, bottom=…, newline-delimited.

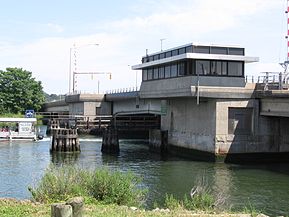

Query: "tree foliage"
left=0, top=67, right=45, bottom=114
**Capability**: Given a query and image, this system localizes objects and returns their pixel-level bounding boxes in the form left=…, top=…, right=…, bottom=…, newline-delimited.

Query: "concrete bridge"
left=43, top=42, right=289, bottom=163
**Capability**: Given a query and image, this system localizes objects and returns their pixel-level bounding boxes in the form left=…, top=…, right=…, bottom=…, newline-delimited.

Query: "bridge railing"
left=105, top=86, right=140, bottom=94
left=245, top=74, right=281, bottom=84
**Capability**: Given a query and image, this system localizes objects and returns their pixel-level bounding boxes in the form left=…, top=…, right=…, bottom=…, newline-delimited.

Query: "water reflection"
left=51, top=152, right=80, bottom=165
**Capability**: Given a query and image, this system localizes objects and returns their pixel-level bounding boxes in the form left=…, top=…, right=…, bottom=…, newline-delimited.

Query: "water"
left=0, top=136, right=289, bottom=216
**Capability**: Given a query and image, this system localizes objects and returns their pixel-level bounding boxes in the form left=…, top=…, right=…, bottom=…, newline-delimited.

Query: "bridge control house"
left=132, top=43, right=289, bottom=162
left=44, top=42, right=289, bottom=162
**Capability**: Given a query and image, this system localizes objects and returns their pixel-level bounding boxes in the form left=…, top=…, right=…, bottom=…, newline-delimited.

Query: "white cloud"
left=0, top=0, right=284, bottom=93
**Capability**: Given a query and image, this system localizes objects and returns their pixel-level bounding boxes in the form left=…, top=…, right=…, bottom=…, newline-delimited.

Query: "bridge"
left=43, top=42, right=289, bottom=163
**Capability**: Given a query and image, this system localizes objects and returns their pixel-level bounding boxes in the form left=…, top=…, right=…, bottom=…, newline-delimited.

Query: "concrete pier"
left=50, top=129, right=80, bottom=152
left=101, top=128, right=119, bottom=154
left=149, top=129, right=168, bottom=153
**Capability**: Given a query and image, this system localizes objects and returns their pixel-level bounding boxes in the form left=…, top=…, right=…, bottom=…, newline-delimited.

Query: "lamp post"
left=69, top=43, right=99, bottom=93
left=128, top=65, right=137, bottom=90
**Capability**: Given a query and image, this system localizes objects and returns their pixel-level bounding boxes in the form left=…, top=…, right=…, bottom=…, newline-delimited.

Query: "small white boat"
left=0, top=118, right=37, bottom=141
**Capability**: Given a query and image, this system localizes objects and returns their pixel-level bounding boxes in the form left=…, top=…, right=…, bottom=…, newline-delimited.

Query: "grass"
left=0, top=199, right=260, bottom=217
left=28, top=165, right=146, bottom=207
left=0, top=199, right=49, bottom=217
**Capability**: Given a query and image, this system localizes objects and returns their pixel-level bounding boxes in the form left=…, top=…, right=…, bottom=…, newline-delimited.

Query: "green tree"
left=0, top=67, right=45, bottom=114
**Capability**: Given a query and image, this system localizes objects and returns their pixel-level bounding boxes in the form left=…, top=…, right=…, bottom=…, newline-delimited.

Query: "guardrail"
left=105, top=86, right=140, bottom=94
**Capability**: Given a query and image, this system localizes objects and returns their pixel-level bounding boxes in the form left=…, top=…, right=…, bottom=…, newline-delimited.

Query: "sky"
left=0, top=0, right=287, bottom=94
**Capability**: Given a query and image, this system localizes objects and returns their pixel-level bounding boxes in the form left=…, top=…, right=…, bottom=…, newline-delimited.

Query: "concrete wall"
left=69, top=103, right=84, bottom=115
left=279, top=117, right=289, bottom=152
left=46, top=105, right=69, bottom=112
left=215, top=99, right=289, bottom=155
left=140, top=76, right=246, bottom=98
left=215, top=99, right=256, bottom=154
left=112, top=98, right=161, bottom=115
left=161, top=98, right=216, bottom=153
left=44, top=100, right=69, bottom=113
left=83, top=102, right=100, bottom=117
left=260, top=98, right=289, bottom=117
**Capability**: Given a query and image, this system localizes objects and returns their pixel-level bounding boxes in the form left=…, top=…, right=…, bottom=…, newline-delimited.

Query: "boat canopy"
left=0, top=118, right=37, bottom=123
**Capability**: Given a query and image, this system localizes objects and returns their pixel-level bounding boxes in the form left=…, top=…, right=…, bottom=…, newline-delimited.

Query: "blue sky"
left=0, top=0, right=287, bottom=93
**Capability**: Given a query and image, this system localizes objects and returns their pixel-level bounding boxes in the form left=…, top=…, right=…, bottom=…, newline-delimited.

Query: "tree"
left=0, top=67, right=45, bottom=114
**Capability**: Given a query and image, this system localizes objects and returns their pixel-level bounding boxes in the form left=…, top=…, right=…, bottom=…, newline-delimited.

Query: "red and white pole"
left=287, top=0, right=289, bottom=60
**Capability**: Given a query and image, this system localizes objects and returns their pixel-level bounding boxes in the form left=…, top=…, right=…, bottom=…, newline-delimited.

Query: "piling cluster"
left=101, top=128, right=119, bottom=153
left=50, top=129, right=80, bottom=152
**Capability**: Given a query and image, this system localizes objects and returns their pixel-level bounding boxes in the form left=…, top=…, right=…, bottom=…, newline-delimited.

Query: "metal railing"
left=105, top=86, right=140, bottom=94
left=245, top=74, right=281, bottom=84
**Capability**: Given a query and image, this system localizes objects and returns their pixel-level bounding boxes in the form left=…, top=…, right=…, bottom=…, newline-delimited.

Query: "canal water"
left=0, top=136, right=289, bottom=216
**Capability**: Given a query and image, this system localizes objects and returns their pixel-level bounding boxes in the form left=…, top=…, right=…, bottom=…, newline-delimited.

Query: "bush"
left=28, top=165, right=146, bottom=207
left=164, top=175, right=225, bottom=212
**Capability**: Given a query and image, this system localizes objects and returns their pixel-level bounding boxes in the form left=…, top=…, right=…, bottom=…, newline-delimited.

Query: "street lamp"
left=128, top=65, right=137, bottom=90
left=68, top=43, right=99, bottom=93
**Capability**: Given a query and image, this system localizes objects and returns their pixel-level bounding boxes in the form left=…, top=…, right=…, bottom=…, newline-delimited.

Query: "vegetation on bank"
left=28, top=166, right=146, bottom=207
left=25, top=165, right=263, bottom=216
left=0, top=68, right=45, bottom=114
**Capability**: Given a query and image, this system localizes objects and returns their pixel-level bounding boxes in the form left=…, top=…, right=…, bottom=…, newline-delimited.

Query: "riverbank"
left=0, top=198, right=267, bottom=217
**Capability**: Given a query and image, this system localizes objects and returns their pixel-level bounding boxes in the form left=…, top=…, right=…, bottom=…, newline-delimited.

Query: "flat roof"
left=143, top=42, right=243, bottom=57
left=132, top=53, right=259, bottom=70
left=0, top=118, right=37, bottom=123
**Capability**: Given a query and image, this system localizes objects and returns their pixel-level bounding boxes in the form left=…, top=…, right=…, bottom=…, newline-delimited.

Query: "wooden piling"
left=101, top=128, right=119, bottom=154
left=50, top=128, right=80, bottom=152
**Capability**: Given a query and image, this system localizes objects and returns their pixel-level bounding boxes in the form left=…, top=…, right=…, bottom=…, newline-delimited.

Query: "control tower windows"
left=143, top=69, right=148, bottom=81
left=196, top=60, right=210, bottom=75
left=178, top=62, right=185, bottom=76
left=228, top=48, right=244, bottom=56
left=153, top=68, right=159, bottom=79
left=159, top=67, right=165, bottom=78
left=228, top=62, right=243, bottom=76
left=147, top=69, right=153, bottom=80
left=171, top=64, right=178, bottom=77
left=165, top=65, right=171, bottom=78
left=194, top=46, right=210, bottom=54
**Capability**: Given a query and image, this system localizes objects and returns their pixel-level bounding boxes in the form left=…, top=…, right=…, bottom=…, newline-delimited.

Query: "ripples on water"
left=0, top=136, right=289, bottom=216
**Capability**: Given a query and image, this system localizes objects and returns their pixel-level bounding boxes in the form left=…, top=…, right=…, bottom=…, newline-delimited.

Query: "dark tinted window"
left=179, top=47, right=186, bottom=54
left=165, top=65, right=171, bottom=78
left=211, top=47, right=227, bottom=55
left=153, top=55, right=159, bottom=61
left=194, top=46, right=210, bottom=54
left=153, top=68, right=159, bottom=79
left=178, top=62, right=185, bottom=76
left=186, top=46, right=193, bottom=53
left=221, top=62, right=227, bottom=75
left=165, top=51, right=172, bottom=58
left=142, top=69, right=147, bottom=81
left=196, top=60, right=210, bottom=75
left=171, top=64, right=177, bottom=77
left=228, top=62, right=243, bottom=76
left=160, top=53, right=165, bottom=59
left=147, top=69, right=153, bottom=80
left=159, top=66, right=165, bottom=78
left=172, top=49, right=178, bottom=56
left=228, top=48, right=244, bottom=55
